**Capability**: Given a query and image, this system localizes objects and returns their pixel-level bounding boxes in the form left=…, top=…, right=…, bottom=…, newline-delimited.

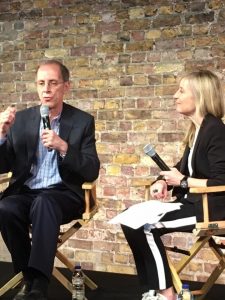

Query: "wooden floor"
left=0, top=262, right=224, bottom=300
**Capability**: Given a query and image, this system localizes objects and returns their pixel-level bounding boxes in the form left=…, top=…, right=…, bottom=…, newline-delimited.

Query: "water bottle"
left=177, top=283, right=194, bottom=300
left=72, top=264, right=85, bottom=300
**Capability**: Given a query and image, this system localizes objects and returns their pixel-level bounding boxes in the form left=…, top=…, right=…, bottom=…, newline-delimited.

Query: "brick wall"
left=1, top=0, right=225, bottom=284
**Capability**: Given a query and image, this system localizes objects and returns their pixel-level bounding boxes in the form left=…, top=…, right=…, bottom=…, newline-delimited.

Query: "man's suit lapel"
left=59, top=103, right=74, bottom=141
left=26, top=107, right=40, bottom=162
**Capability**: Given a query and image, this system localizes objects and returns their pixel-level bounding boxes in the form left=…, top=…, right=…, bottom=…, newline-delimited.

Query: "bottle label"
left=72, top=268, right=85, bottom=300
left=72, top=290, right=85, bottom=300
left=72, top=278, right=85, bottom=300
left=182, top=291, right=191, bottom=300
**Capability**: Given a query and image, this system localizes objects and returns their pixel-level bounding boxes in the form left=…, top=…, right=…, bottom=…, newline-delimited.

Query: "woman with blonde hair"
left=122, top=70, right=225, bottom=300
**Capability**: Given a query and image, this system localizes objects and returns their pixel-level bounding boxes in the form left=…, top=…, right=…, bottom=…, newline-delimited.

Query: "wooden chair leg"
left=168, top=234, right=225, bottom=300
left=193, top=238, right=225, bottom=300
left=167, top=255, right=182, bottom=293
left=168, top=236, right=211, bottom=296
left=52, top=267, right=72, bottom=293
left=194, top=257, right=225, bottom=300
left=83, top=273, right=98, bottom=290
left=174, top=236, right=210, bottom=275
left=0, top=271, right=23, bottom=296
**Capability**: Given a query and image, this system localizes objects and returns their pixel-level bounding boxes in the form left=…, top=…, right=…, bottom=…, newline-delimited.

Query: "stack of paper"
left=108, top=200, right=182, bottom=229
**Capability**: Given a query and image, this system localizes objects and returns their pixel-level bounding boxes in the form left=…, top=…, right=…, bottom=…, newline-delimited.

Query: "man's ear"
left=64, top=81, right=71, bottom=92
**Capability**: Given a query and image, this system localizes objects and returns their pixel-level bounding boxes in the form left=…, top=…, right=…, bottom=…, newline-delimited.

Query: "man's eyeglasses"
left=36, top=80, right=65, bottom=89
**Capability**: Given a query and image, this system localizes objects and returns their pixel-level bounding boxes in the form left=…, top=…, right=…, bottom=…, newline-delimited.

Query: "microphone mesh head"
left=40, top=105, right=49, bottom=117
left=143, top=144, right=156, bottom=157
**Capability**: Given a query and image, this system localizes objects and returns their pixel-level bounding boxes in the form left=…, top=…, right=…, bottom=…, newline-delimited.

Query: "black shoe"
left=25, top=290, right=47, bottom=300
left=13, top=281, right=32, bottom=300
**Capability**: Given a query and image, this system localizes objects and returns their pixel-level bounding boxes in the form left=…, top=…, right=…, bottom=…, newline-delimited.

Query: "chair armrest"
left=82, top=181, right=96, bottom=190
left=0, top=172, right=11, bottom=184
left=189, top=185, right=225, bottom=233
left=129, top=178, right=153, bottom=187
left=129, top=178, right=154, bottom=200
left=190, top=185, right=225, bottom=193
left=0, top=172, right=12, bottom=193
left=82, top=181, right=97, bottom=220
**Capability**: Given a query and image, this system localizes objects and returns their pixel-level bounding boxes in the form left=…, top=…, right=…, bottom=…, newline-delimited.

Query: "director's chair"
left=130, top=178, right=225, bottom=300
left=0, top=172, right=98, bottom=297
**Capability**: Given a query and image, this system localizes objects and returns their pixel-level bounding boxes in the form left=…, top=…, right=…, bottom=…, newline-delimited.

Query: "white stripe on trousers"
left=144, top=229, right=166, bottom=289
left=158, top=216, right=197, bottom=229
left=144, top=215, right=197, bottom=290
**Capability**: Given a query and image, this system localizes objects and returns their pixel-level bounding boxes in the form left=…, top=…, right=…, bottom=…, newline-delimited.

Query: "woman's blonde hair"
left=181, top=70, right=225, bottom=146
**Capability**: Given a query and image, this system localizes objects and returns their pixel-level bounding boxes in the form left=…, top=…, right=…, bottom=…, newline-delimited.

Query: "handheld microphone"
left=143, top=143, right=170, bottom=171
left=40, top=105, right=51, bottom=130
left=40, top=105, right=52, bottom=151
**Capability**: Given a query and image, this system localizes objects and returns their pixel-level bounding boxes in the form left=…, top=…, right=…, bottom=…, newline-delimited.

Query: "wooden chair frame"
left=0, top=173, right=98, bottom=297
left=130, top=178, right=225, bottom=300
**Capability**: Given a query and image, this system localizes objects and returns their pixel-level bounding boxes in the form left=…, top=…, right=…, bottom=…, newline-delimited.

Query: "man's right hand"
left=0, top=106, right=16, bottom=139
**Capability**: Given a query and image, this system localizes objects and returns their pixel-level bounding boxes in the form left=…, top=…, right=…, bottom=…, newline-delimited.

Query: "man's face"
left=36, top=63, right=70, bottom=113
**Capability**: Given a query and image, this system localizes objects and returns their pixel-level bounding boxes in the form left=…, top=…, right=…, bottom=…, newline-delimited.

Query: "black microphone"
left=40, top=105, right=51, bottom=130
left=40, top=105, right=52, bottom=151
left=143, top=144, right=170, bottom=171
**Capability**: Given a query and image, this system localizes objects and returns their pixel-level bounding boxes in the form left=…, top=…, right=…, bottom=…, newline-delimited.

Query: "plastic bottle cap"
left=75, top=265, right=81, bottom=270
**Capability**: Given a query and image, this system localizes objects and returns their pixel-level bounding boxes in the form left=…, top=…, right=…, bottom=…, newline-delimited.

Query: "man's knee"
left=30, top=194, right=62, bottom=223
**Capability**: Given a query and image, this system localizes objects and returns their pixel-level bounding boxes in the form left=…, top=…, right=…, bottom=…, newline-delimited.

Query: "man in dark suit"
left=0, top=60, right=100, bottom=300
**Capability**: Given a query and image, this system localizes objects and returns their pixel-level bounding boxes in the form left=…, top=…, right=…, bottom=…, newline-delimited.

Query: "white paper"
left=108, top=200, right=182, bottom=229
